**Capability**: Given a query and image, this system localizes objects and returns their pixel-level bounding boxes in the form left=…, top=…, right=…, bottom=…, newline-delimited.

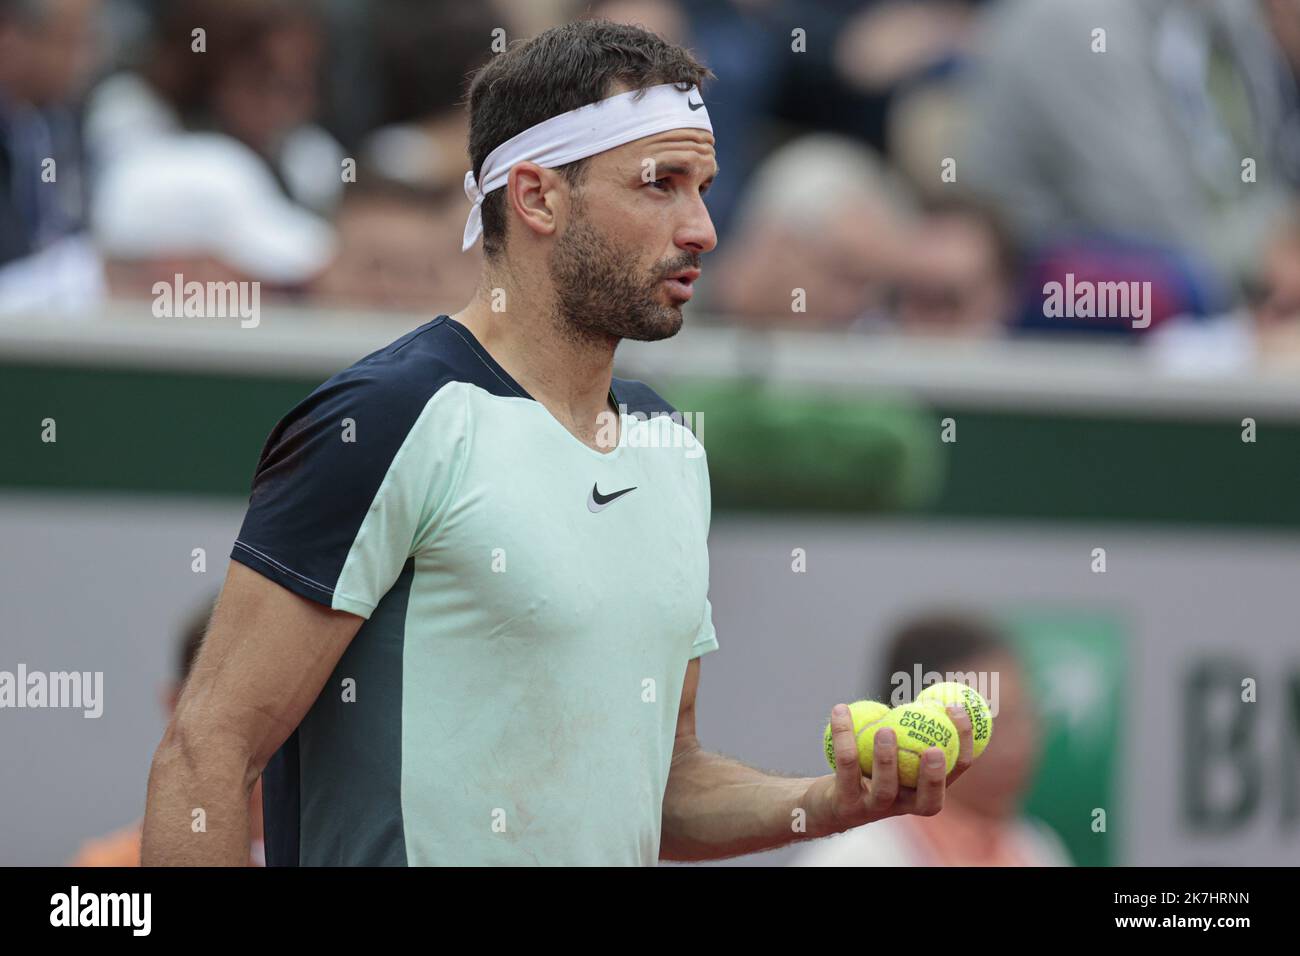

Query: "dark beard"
left=548, top=208, right=694, bottom=345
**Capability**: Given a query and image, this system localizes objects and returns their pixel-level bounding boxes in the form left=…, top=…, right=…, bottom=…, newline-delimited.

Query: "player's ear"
left=507, top=162, right=560, bottom=242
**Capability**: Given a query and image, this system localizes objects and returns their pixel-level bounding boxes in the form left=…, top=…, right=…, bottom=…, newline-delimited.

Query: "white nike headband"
left=462, top=82, right=713, bottom=251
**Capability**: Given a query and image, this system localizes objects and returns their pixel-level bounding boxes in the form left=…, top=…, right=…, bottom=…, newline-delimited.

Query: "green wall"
left=3, top=360, right=1296, bottom=527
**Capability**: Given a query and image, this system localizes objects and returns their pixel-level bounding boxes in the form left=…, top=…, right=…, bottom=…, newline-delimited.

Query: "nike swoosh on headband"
left=462, top=84, right=713, bottom=251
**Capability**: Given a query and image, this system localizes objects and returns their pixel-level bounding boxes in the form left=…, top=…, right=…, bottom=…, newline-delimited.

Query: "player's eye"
left=648, top=178, right=671, bottom=191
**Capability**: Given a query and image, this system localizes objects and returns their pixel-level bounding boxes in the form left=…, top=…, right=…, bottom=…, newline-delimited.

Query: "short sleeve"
left=690, top=596, right=719, bottom=659
left=231, top=372, right=462, bottom=619
left=689, top=446, right=718, bottom=659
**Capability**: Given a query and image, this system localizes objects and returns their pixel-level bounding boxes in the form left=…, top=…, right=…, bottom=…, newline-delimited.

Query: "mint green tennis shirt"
left=232, top=315, right=718, bottom=865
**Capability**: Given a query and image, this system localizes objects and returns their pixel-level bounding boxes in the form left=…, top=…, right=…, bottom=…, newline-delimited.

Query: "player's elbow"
left=151, top=709, right=260, bottom=794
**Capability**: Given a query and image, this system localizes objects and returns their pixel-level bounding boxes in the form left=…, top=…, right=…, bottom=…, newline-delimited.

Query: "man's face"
left=896, top=214, right=1011, bottom=338
left=2, top=0, right=100, bottom=106
left=949, top=653, right=1044, bottom=818
left=548, top=127, right=717, bottom=343
left=213, top=20, right=323, bottom=154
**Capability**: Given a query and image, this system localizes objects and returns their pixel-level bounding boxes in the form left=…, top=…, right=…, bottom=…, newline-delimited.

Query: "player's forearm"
left=141, top=722, right=254, bottom=866
left=659, top=741, right=845, bottom=861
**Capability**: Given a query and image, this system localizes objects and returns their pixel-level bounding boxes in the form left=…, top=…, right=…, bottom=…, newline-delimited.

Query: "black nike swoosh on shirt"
left=588, top=483, right=637, bottom=512
left=687, top=97, right=704, bottom=111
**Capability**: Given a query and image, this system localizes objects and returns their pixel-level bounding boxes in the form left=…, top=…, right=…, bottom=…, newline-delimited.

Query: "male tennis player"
left=142, top=19, right=972, bottom=866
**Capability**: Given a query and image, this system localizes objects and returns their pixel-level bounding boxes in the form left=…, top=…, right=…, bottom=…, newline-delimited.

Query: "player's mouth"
left=662, top=267, right=700, bottom=303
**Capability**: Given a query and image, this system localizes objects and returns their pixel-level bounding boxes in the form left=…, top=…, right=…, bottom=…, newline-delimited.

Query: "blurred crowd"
left=2, top=0, right=1299, bottom=368
left=794, top=611, right=1070, bottom=867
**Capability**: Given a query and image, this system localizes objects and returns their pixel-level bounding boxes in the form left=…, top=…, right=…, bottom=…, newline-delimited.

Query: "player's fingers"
left=866, top=727, right=900, bottom=810
left=946, top=704, right=975, bottom=783
left=828, top=705, right=864, bottom=806
left=910, top=747, right=948, bottom=815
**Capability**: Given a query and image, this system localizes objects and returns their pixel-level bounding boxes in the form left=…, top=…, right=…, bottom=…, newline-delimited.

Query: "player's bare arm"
left=141, top=562, right=363, bottom=866
left=659, top=660, right=975, bottom=861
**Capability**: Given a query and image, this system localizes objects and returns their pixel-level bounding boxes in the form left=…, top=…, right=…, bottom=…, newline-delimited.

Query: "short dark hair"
left=465, top=18, right=712, bottom=258
left=878, top=611, right=1011, bottom=703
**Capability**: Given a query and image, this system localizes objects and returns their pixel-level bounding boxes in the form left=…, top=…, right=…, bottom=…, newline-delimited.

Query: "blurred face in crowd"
left=945, top=652, right=1044, bottom=819
left=212, top=16, right=322, bottom=154
left=808, top=206, right=899, bottom=322
left=896, top=213, right=1012, bottom=338
left=1253, top=223, right=1300, bottom=329
left=313, top=191, right=480, bottom=314
left=543, top=127, right=717, bottom=343
left=1263, top=0, right=1300, bottom=70
left=712, top=194, right=906, bottom=328
left=0, top=0, right=100, bottom=106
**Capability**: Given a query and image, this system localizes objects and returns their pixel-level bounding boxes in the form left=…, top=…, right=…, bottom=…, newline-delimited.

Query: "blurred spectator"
left=0, top=228, right=104, bottom=313
left=92, top=133, right=334, bottom=297
left=684, top=0, right=987, bottom=239
left=710, top=133, right=1016, bottom=336
left=1014, top=235, right=1229, bottom=338
left=588, top=0, right=687, bottom=43
left=887, top=74, right=970, bottom=204
left=1252, top=206, right=1300, bottom=335
left=318, top=1, right=497, bottom=315
left=831, top=0, right=978, bottom=96
left=310, top=173, right=477, bottom=314
left=793, top=611, right=1070, bottom=866
left=359, top=1, right=494, bottom=195
left=84, top=0, right=343, bottom=214
left=69, top=596, right=265, bottom=866
left=894, top=199, right=1017, bottom=337
left=1149, top=205, right=1300, bottom=373
left=962, top=0, right=1300, bottom=291
left=498, top=0, right=577, bottom=39
left=1260, top=0, right=1300, bottom=186
left=0, top=0, right=100, bottom=264
left=709, top=133, right=914, bottom=328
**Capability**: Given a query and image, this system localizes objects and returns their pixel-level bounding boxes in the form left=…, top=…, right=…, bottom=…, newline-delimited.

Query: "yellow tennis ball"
left=823, top=700, right=890, bottom=773
left=873, top=703, right=959, bottom=787
left=916, top=681, right=993, bottom=759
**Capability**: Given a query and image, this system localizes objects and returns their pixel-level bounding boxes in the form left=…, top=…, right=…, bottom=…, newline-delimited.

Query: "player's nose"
left=677, top=198, right=717, bottom=255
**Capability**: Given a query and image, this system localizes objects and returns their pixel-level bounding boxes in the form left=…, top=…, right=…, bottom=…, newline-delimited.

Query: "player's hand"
left=820, top=702, right=975, bottom=830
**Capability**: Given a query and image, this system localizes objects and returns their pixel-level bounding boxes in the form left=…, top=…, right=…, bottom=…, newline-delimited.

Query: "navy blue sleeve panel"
left=611, top=376, right=677, bottom=417
left=231, top=318, right=458, bottom=611
left=262, top=729, right=300, bottom=866
left=230, top=375, right=420, bottom=609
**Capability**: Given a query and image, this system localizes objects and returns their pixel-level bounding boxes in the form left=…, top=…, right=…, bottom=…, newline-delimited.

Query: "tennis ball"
left=916, top=681, right=993, bottom=759
left=873, top=703, right=959, bottom=787
left=823, top=700, right=890, bottom=773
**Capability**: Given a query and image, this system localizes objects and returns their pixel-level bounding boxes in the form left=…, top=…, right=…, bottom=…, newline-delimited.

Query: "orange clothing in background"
left=69, top=821, right=145, bottom=867
left=69, top=819, right=266, bottom=866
